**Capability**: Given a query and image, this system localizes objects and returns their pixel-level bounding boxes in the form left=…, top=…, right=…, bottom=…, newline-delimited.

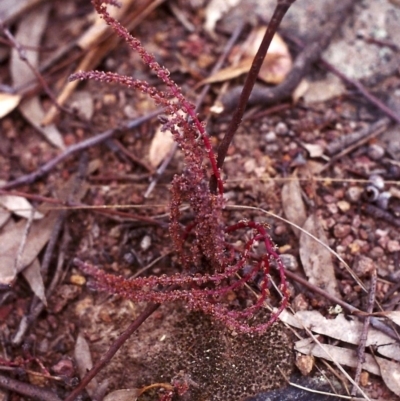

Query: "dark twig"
left=64, top=301, right=160, bottom=401
left=0, top=110, right=160, bottom=190
left=320, top=58, right=400, bottom=125
left=321, top=118, right=389, bottom=172
left=351, top=268, right=377, bottom=396
left=211, top=0, right=296, bottom=192
left=325, top=118, right=390, bottom=156
left=363, top=204, right=400, bottom=228
left=0, top=17, right=68, bottom=114
left=0, top=373, right=61, bottom=401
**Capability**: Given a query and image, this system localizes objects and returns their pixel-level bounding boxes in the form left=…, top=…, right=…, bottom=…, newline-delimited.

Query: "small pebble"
left=327, top=203, right=338, bottom=215
left=333, top=224, right=351, bottom=238
left=69, top=274, right=86, bottom=286
left=368, top=144, right=385, bottom=160
left=353, top=255, right=375, bottom=277
left=275, top=122, right=288, bottom=135
left=140, top=235, right=151, bottom=251
left=387, top=240, right=400, bottom=252
left=264, top=131, right=277, bottom=142
left=337, top=200, right=351, bottom=212
left=346, top=186, right=363, bottom=202
left=280, top=254, right=298, bottom=271
left=368, top=174, right=385, bottom=190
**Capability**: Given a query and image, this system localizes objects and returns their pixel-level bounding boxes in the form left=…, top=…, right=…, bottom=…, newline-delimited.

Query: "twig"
left=211, top=0, right=296, bottom=192
left=0, top=17, right=68, bottom=114
left=363, top=204, right=400, bottom=228
left=321, top=118, right=389, bottom=172
left=325, top=118, right=390, bottom=156
left=351, top=268, right=377, bottom=396
left=320, top=58, right=400, bottom=125
left=0, top=110, right=160, bottom=190
left=63, top=301, right=160, bottom=401
left=0, top=373, right=61, bottom=401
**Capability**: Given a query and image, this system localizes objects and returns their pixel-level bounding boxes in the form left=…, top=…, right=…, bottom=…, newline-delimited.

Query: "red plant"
left=71, top=0, right=289, bottom=333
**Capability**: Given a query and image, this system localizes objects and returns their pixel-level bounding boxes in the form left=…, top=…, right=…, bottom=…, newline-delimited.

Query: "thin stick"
left=320, top=58, right=400, bottom=125
left=63, top=302, right=160, bottom=401
left=351, top=268, right=377, bottom=397
left=0, top=109, right=160, bottom=190
left=0, top=373, right=62, bottom=401
left=211, top=0, right=296, bottom=192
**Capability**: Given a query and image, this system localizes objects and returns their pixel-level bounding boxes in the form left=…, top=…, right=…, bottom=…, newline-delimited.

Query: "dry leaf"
left=22, top=258, right=46, bottom=305
left=200, top=28, right=292, bottom=86
left=74, top=332, right=97, bottom=396
left=296, top=340, right=378, bottom=376
left=103, top=389, right=140, bottom=401
left=0, top=0, right=43, bottom=24
left=0, top=195, right=44, bottom=220
left=382, top=311, right=400, bottom=326
left=10, top=4, right=65, bottom=149
left=0, top=206, right=11, bottom=229
left=76, top=0, right=135, bottom=50
left=376, top=358, right=400, bottom=397
left=303, top=73, right=346, bottom=104
left=281, top=173, right=307, bottom=238
left=0, top=93, right=21, bottom=118
left=0, top=211, right=58, bottom=285
left=301, top=143, right=325, bottom=158
left=148, top=126, right=175, bottom=168
left=299, top=213, right=340, bottom=297
left=279, top=310, right=400, bottom=362
left=204, top=0, right=241, bottom=35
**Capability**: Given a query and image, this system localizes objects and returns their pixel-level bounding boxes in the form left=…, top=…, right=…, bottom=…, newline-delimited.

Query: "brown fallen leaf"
left=281, top=173, right=307, bottom=238
left=199, top=28, right=292, bottom=86
left=299, top=213, right=340, bottom=298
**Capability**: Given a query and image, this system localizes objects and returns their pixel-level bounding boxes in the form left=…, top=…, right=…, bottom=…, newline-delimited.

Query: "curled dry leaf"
left=103, top=389, right=140, bottom=401
left=148, top=125, right=175, bottom=168
left=281, top=173, right=307, bottom=238
left=375, top=358, right=400, bottom=397
left=0, top=93, right=21, bottom=118
left=199, top=28, right=292, bottom=86
left=74, top=332, right=97, bottom=396
left=299, top=213, right=340, bottom=298
left=10, top=5, right=65, bottom=149
left=204, top=0, right=241, bottom=35
left=21, top=258, right=46, bottom=305
left=0, top=194, right=44, bottom=220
